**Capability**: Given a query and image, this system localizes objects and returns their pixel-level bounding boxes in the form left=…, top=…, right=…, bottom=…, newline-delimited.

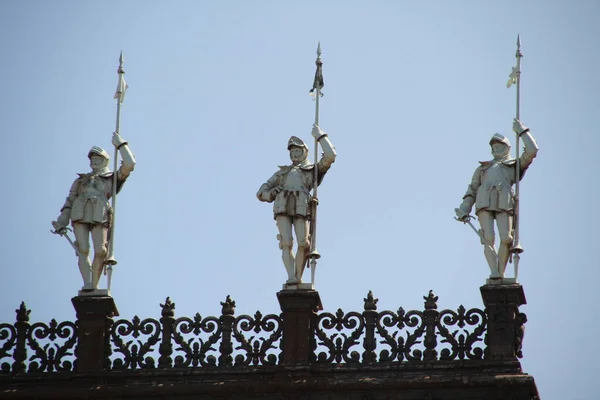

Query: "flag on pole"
left=506, top=66, right=518, bottom=88
left=114, top=72, right=129, bottom=103
left=309, top=59, right=324, bottom=97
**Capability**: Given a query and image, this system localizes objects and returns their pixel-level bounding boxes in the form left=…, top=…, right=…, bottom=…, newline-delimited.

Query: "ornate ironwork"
left=314, top=308, right=365, bottom=364
left=1, top=291, right=495, bottom=372
left=0, top=302, right=76, bottom=373
left=377, top=305, right=425, bottom=362
left=110, top=315, right=161, bottom=370
left=26, top=318, right=77, bottom=372
left=0, top=319, right=17, bottom=373
left=172, top=311, right=221, bottom=368
left=437, top=305, right=487, bottom=360
left=314, top=291, right=488, bottom=364
left=232, top=310, right=283, bottom=366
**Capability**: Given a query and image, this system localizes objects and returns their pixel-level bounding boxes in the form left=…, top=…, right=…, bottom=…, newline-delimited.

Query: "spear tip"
left=517, top=34, right=521, bottom=48
left=119, top=51, right=124, bottom=65
left=316, top=42, right=322, bottom=56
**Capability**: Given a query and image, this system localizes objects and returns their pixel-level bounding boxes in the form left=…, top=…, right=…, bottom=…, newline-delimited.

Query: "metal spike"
left=118, top=51, right=125, bottom=74
left=517, top=34, right=521, bottom=49
left=316, top=42, right=322, bottom=58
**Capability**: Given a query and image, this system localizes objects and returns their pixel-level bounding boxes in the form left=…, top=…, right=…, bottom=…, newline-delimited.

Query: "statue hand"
left=270, top=186, right=283, bottom=200
left=52, top=220, right=67, bottom=234
left=112, top=132, right=127, bottom=148
left=455, top=207, right=470, bottom=222
left=311, top=124, right=327, bottom=140
left=513, top=118, right=527, bottom=134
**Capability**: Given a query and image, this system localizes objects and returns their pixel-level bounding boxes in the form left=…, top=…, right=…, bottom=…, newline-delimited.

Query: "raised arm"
left=513, top=119, right=538, bottom=172
left=112, top=132, right=136, bottom=180
left=312, top=124, right=337, bottom=174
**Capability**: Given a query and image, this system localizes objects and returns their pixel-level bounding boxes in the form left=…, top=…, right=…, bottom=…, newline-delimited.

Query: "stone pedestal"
left=480, top=284, right=526, bottom=360
left=277, top=289, right=322, bottom=365
left=71, top=295, right=119, bottom=372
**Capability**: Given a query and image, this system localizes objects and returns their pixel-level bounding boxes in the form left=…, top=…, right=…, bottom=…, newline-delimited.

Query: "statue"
left=52, top=132, right=135, bottom=291
left=456, top=118, right=538, bottom=280
left=257, top=124, right=336, bottom=285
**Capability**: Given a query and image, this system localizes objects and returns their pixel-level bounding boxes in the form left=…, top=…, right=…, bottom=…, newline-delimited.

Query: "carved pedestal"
left=71, top=295, right=119, bottom=372
left=480, top=284, right=527, bottom=360
left=277, top=289, right=322, bottom=365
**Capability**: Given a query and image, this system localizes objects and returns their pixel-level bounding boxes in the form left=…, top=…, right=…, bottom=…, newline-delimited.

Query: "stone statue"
left=257, top=124, right=336, bottom=285
left=52, top=132, right=135, bottom=291
left=456, top=118, right=538, bottom=280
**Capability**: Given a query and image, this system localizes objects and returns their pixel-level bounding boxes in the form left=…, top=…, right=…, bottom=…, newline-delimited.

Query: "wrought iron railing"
left=109, top=296, right=282, bottom=369
left=0, top=302, right=77, bottom=373
left=0, top=290, right=510, bottom=374
left=313, top=291, right=487, bottom=364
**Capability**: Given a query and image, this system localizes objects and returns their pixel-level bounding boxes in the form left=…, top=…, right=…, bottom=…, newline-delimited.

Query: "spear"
left=104, top=51, right=128, bottom=291
left=308, top=42, right=324, bottom=286
left=507, top=35, right=524, bottom=279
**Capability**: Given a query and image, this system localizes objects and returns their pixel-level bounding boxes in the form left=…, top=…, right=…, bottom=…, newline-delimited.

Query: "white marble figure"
left=53, top=132, right=135, bottom=291
left=456, top=118, right=538, bottom=280
left=257, top=124, right=336, bottom=284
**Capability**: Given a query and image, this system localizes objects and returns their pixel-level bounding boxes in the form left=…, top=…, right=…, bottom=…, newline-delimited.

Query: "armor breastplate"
left=475, top=161, right=515, bottom=213
left=283, top=167, right=306, bottom=191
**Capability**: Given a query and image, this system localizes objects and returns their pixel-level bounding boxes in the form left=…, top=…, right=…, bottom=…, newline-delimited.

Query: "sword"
left=51, top=221, right=80, bottom=257
left=454, top=209, right=498, bottom=257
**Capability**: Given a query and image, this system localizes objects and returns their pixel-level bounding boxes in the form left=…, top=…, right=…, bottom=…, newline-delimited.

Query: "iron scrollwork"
left=172, top=313, right=221, bottom=368
left=26, top=319, right=77, bottom=372
left=110, top=316, right=161, bottom=370
left=314, top=309, right=365, bottom=364
left=0, top=323, right=16, bottom=373
left=233, top=311, right=283, bottom=366
left=376, top=307, right=425, bottom=362
left=437, top=305, right=487, bottom=361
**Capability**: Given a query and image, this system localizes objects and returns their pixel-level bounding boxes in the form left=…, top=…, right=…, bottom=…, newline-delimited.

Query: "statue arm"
left=316, top=135, right=337, bottom=174
left=116, top=143, right=136, bottom=180
left=56, top=178, right=80, bottom=226
left=518, top=130, right=539, bottom=172
left=257, top=172, right=280, bottom=203
left=459, top=167, right=481, bottom=214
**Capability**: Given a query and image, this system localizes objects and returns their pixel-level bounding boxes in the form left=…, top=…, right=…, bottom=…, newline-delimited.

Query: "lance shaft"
left=311, top=73, right=320, bottom=250
left=309, top=45, right=322, bottom=285
left=105, top=53, right=124, bottom=288
left=512, top=36, right=523, bottom=277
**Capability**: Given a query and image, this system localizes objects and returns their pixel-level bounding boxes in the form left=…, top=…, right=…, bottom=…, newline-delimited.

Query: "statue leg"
left=276, top=216, right=297, bottom=284
left=72, top=223, right=93, bottom=290
left=496, top=212, right=514, bottom=277
left=293, top=217, right=310, bottom=282
left=477, top=211, right=500, bottom=278
left=90, top=224, right=108, bottom=290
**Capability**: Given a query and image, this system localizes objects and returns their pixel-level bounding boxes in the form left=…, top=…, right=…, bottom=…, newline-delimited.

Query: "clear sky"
left=1, top=1, right=598, bottom=398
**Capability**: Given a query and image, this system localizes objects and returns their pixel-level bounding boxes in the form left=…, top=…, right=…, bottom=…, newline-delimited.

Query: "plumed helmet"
left=88, top=146, right=110, bottom=160
left=489, top=133, right=511, bottom=147
left=287, top=136, right=308, bottom=151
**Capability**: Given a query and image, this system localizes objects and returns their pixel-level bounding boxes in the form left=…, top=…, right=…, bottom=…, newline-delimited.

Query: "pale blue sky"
left=1, top=1, right=599, bottom=398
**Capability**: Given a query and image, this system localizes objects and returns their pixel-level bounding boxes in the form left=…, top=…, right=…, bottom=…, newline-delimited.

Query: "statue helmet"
left=489, top=133, right=511, bottom=148
left=287, top=136, right=308, bottom=151
left=88, top=146, right=110, bottom=160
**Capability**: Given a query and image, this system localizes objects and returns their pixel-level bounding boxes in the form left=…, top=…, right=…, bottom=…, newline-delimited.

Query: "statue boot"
left=77, top=251, right=93, bottom=291
left=91, top=253, right=106, bottom=290
left=294, top=243, right=309, bottom=283
left=484, top=245, right=501, bottom=278
left=282, top=246, right=298, bottom=284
